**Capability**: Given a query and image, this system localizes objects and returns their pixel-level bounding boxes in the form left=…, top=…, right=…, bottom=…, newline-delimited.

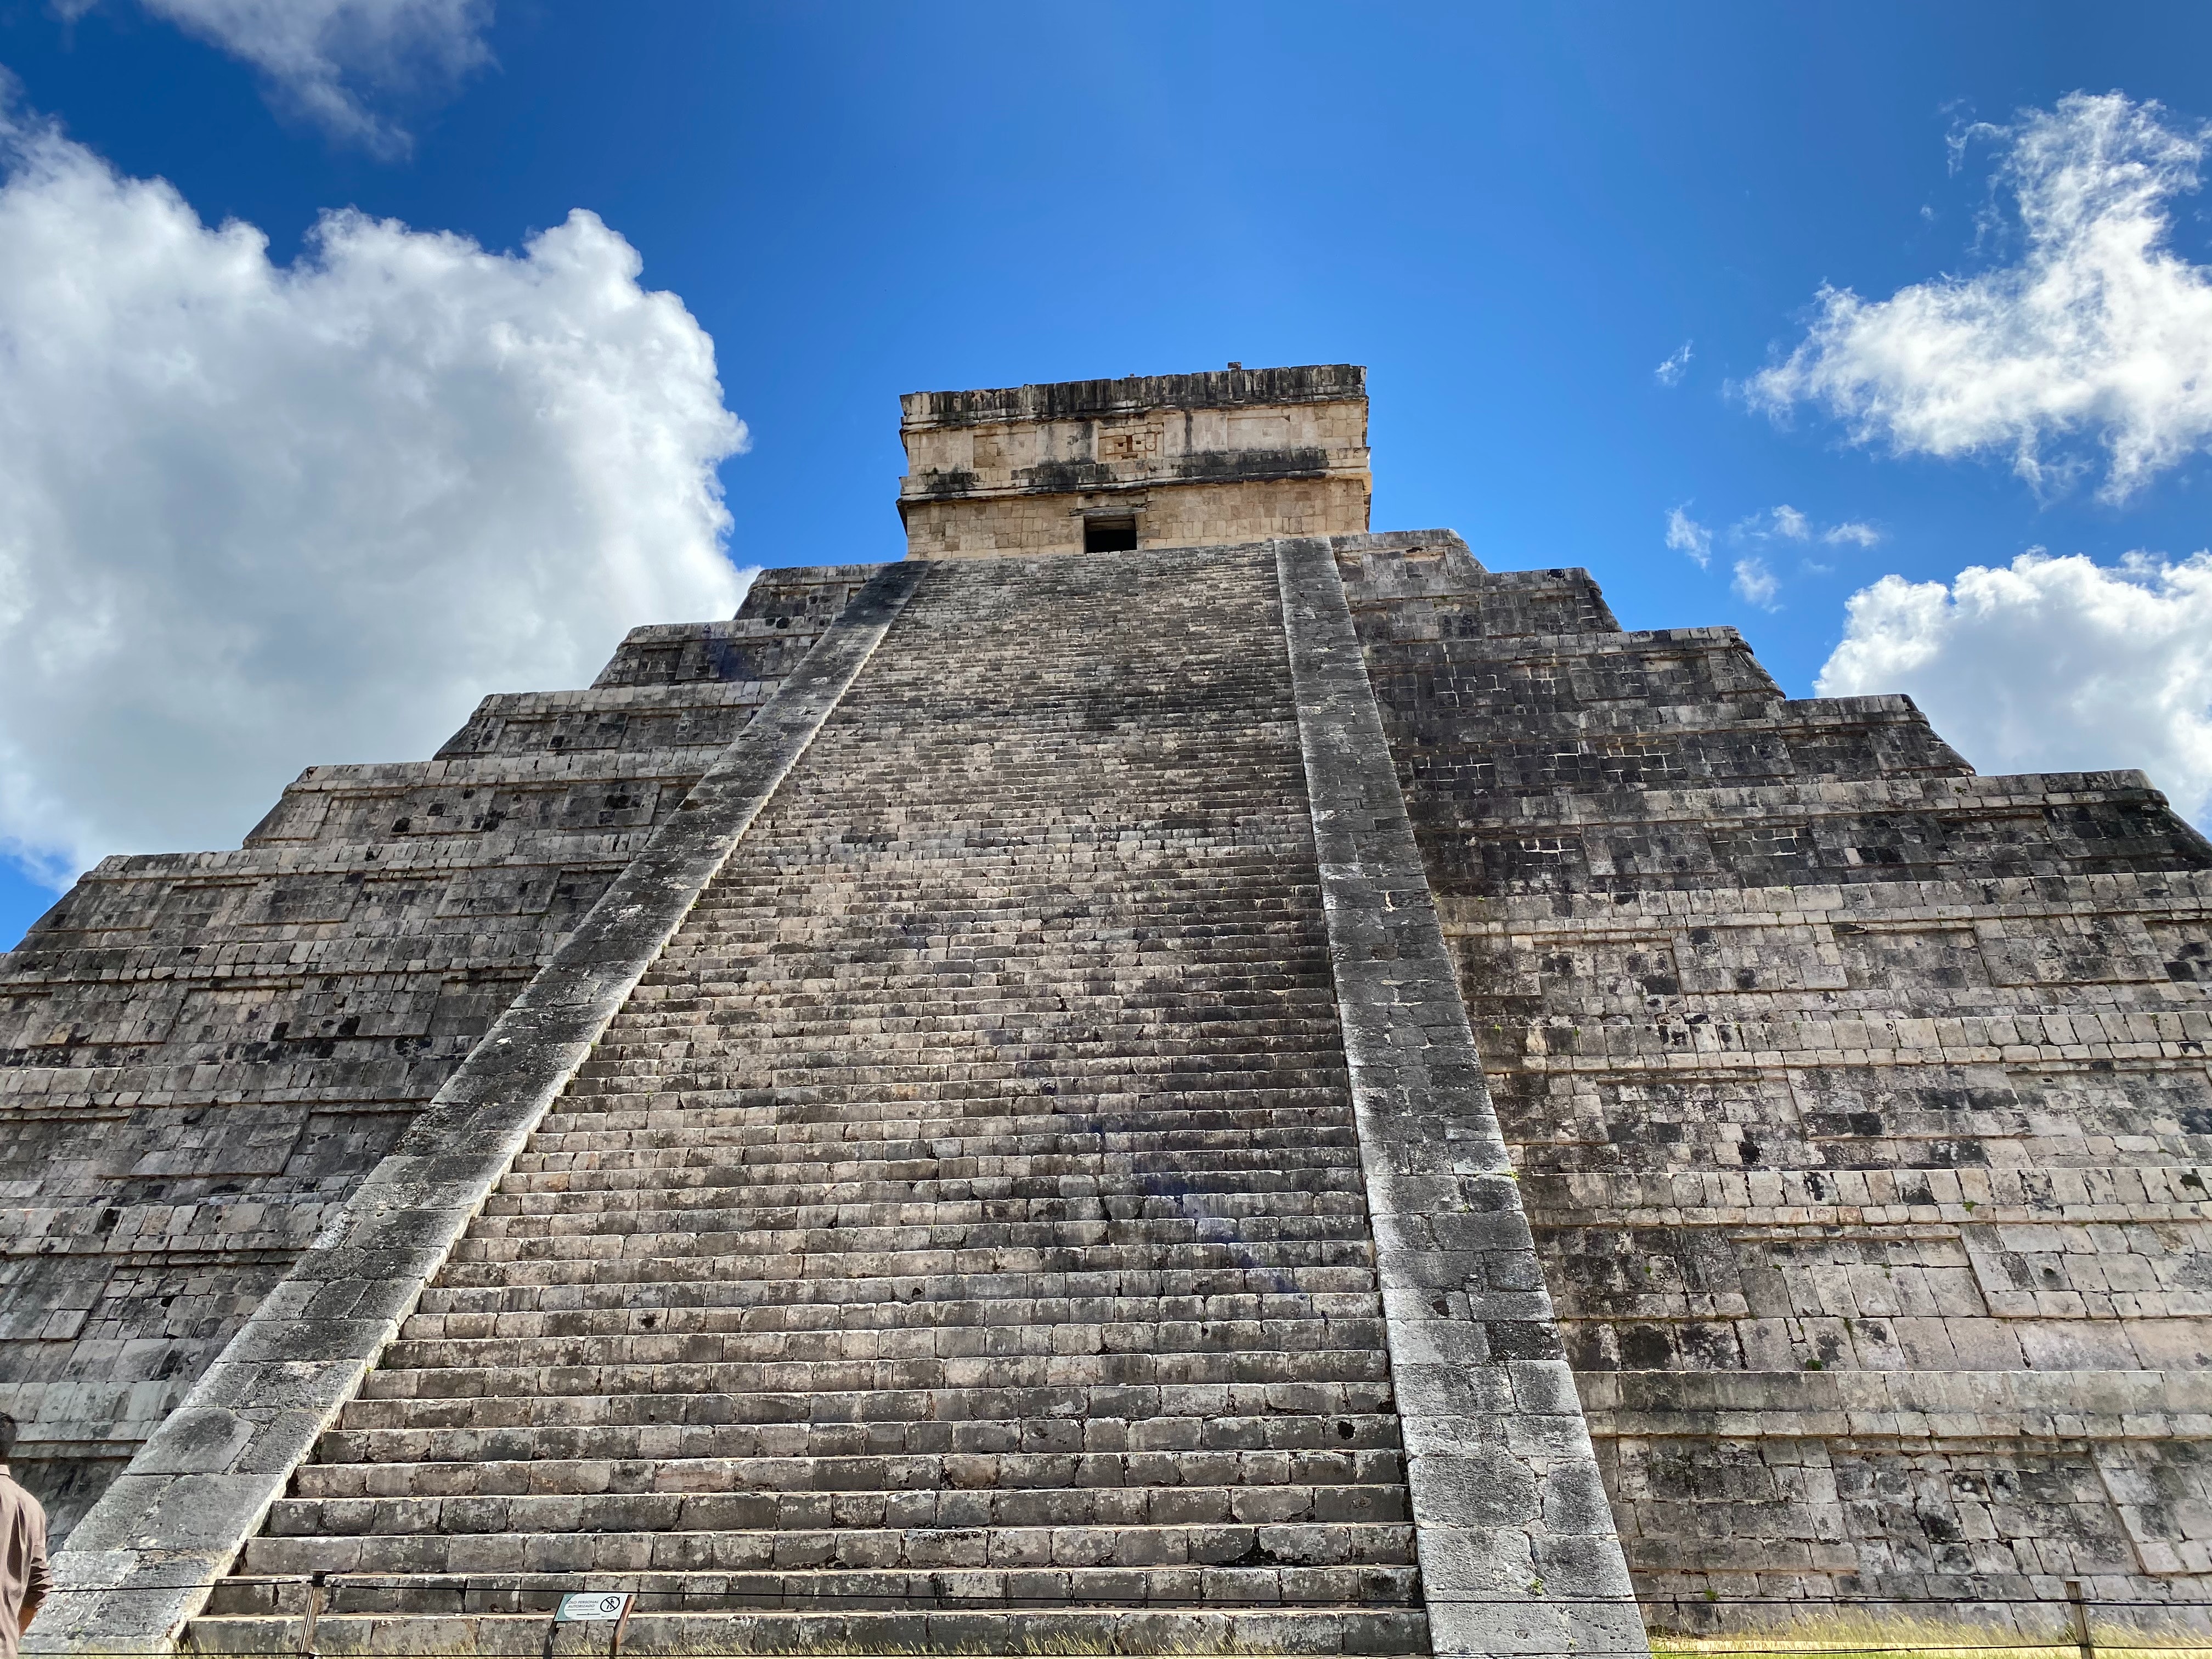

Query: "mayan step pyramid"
left=5, top=365, right=2211, bottom=1655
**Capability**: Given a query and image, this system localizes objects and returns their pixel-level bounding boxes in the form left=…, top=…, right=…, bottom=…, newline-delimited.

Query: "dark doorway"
left=1083, top=516, right=1138, bottom=553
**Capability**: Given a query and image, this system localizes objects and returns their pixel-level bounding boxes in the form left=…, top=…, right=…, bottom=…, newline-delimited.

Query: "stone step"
left=208, top=1572, right=1429, bottom=1619
left=400, top=1292, right=1382, bottom=1341
left=413, top=1267, right=1383, bottom=1316
left=517, top=1130, right=1359, bottom=1163
left=590, top=1009, right=1328, bottom=1032
left=616, top=952, right=1326, bottom=976
left=585, top=1009, right=1345, bottom=1041
left=586, top=980, right=1335, bottom=1012
left=292, top=1448, right=1404, bottom=1498
left=500, top=1146, right=1363, bottom=1188
left=213, top=1565, right=1424, bottom=1614
left=447, top=1214, right=1377, bottom=1260
left=589, top=1014, right=1340, bottom=1040
left=452, top=1232, right=1373, bottom=1271
left=426, top=1242, right=1378, bottom=1289
left=493, top=1168, right=1365, bottom=1199
left=537, top=1091, right=1357, bottom=1125
left=515, top=1119, right=1356, bottom=1149
left=191, top=1605, right=1429, bottom=1654
left=568, top=1057, right=1350, bottom=1087
left=353, top=1352, right=1395, bottom=1404
left=371, top=1318, right=1389, bottom=1371
left=264, top=1480, right=1412, bottom=1534
left=660, top=890, right=1317, bottom=917
left=240, top=1521, right=1419, bottom=1577
left=656, top=861, right=1313, bottom=886
left=321, top=1409, right=1406, bottom=1459
left=481, top=1164, right=1365, bottom=1200
left=524, top=1102, right=1358, bottom=1137
left=469, top=1192, right=1369, bottom=1234
left=558, top=1076, right=1351, bottom=1106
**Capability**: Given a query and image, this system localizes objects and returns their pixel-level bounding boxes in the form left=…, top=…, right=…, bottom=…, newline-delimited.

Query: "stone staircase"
left=0, top=563, right=874, bottom=1539
left=190, top=546, right=1428, bottom=1654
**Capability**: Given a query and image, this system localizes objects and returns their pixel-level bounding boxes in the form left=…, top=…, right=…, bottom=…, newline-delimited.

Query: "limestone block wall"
left=0, top=564, right=879, bottom=1541
left=1337, top=532, right=2212, bottom=1633
left=899, top=366, right=1370, bottom=557
left=902, top=477, right=1373, bottom=560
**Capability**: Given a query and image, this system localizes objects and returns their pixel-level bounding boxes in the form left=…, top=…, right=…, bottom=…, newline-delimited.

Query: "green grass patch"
left=1654, top=1609, right=2212, bottom=1659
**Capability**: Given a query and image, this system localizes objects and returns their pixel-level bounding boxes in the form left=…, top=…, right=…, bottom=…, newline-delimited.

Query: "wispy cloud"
left=1752, top=92, right=2212, bottom=500
left=1733, top=556, right=1781, bottom=610
left=1655, top=340, right=1694, bottom=387
left=1729, top=504, right=1882, bottom=548
left=66, top=0, right=494, bottom=155
left=1665, top=504, right=1712, bottom=567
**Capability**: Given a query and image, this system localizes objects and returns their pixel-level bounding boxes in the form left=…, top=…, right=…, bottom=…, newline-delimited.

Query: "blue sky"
left=5, top=1, right=2212, bottom=947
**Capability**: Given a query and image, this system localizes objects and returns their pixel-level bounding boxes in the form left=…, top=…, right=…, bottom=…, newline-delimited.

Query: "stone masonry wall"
left=898, top=366, right=1370, bottom=558
left=1336, top=531, right=2212, bottom=1634
left=901, top=477, right=1372, bottom=561
left=0, top=565, right=879, bottom=1542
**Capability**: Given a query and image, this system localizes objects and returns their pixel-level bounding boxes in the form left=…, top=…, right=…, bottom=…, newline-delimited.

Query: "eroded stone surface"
left=899, top=367, right=1370, bottom=558
left=7, top=468, right=2211, bottom=1652
left=177, top=546, right=1501, bottom=1655
left=0, top=565, right=881, bottom=1541
left=1334, top=531, right=2212, bottom=1633
left=21, top=564, right=926, bottom=1652
left=1278, top=537, right=1644, bottom=1656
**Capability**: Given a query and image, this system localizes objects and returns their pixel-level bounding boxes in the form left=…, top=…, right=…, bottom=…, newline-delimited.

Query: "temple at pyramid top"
left=898, top=362, right=1371, bottom=556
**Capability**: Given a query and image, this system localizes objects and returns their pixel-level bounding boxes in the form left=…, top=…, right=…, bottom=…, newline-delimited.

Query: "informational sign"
left=555, top=1592, right=633, bottom=1623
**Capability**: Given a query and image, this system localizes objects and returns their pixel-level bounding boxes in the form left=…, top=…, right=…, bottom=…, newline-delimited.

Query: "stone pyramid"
left=5, top=366, right=2210, bottom=1655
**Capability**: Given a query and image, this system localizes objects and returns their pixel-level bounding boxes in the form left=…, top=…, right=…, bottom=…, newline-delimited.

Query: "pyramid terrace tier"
left=1413, top=771, right=2212, bottom=897
left=1392, top=695, right=1973, bottom=798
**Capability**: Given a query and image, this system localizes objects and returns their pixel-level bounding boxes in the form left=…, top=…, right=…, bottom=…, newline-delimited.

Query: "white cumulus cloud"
left=1771, top=504, right=1811, bottom=540
left=1666, top=505, right=1712, bottom=566
left=1824, top=521, right=1883, bottom=548
left=0, top=104, right=751, bottom=884
left=1817, top=550, right=2212, bottom=822
left=67, top=0, right=492, bottom=152
left=1752, top=92, right=2212, bottom=500
left=1733, top=556, right=1781, bottom=610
